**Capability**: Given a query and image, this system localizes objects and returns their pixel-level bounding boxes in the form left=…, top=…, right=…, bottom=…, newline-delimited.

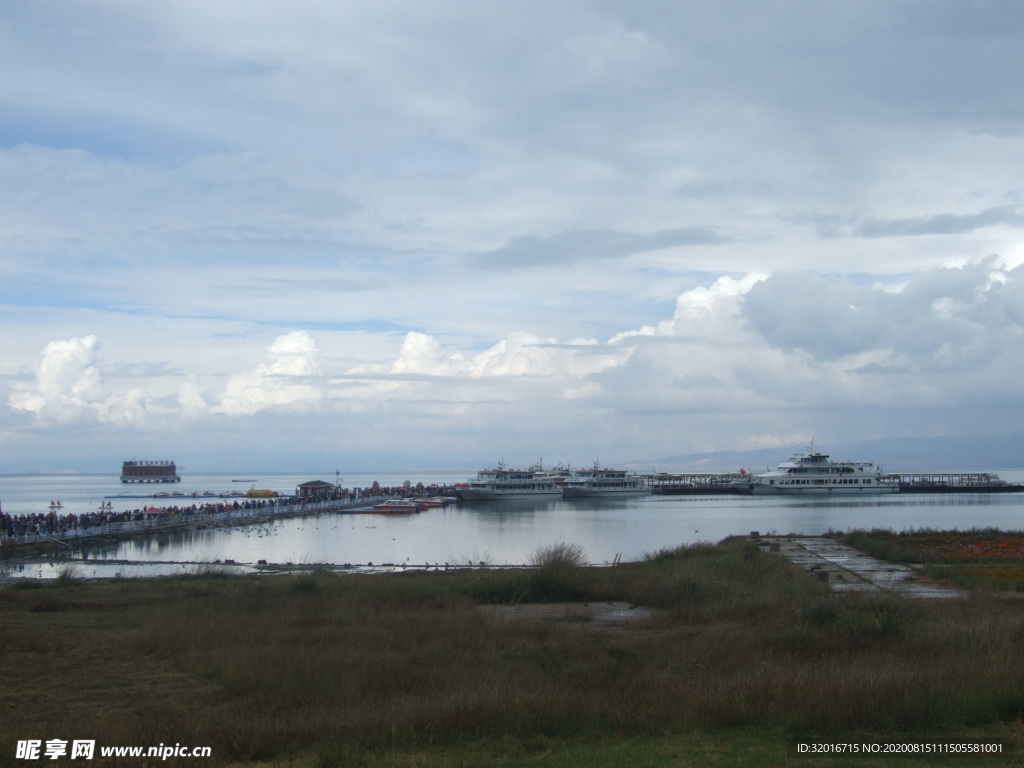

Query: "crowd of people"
left=1, top=481, right=458, bottom=543
left=1, top=498, right=283, bottom=541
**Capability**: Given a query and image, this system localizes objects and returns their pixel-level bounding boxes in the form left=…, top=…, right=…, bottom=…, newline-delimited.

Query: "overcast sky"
left=3, top=1, right=1024, bottom=470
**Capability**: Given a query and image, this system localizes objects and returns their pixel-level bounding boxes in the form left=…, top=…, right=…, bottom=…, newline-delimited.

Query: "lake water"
left=3, top=469, right=1024, bottom=579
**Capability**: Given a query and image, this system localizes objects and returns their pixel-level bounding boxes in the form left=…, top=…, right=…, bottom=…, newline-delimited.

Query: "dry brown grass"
left=2, top=540, right=1024, bottom=766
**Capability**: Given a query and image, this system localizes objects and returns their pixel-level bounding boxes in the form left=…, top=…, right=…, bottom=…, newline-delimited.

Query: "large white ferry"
left=562, top=462, right=650, bottom=499
left=456, top=462, right=563, bottom=501
left=732, top=442, right=897, bottom=495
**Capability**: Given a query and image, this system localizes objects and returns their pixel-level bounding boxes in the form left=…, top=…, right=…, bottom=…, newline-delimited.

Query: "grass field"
left=2, top=536, right=1023, bottom=766
left=838, top=528, right=1024, bottom=592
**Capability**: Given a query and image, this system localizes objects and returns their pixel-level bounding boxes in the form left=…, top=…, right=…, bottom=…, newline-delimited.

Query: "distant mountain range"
left=3, top=434, right=1022, bottom=475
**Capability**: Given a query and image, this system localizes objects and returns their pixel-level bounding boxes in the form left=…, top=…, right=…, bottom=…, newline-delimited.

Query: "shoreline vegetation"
left=837, top=527, right=1024, bottom=592
left=3, top=533, right=1024, bottom=766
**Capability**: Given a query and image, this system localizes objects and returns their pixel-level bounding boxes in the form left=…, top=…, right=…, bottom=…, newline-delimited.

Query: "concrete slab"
left=760, top=536, right=962, bottom=598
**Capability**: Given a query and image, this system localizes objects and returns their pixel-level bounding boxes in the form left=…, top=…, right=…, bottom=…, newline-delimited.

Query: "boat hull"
left=372, top=499, right=422, bottom=513
left=457, top=489, right=561, bottom=501
left=561, top=488, right=649, bottom=499
left=743, top=484, right=898, bottom=495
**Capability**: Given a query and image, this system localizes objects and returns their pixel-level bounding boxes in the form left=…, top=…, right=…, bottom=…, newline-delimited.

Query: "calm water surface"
left=3, top=470, right=1023, bottom=579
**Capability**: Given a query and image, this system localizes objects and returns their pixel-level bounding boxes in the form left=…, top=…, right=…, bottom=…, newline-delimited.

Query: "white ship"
left=732, top=442, right=898, bottom=495
left=562, top=462, right=649, bottom=499
left=456, top=462, right=563, bottom=501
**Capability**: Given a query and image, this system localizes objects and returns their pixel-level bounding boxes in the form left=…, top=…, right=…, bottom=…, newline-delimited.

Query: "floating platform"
left=120, top=459, right=181, bottom=483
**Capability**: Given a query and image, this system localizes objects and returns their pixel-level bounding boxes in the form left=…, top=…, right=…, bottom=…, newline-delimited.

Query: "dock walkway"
left=0, top=497, right=383, bottom=554
left=760, top=536, right=961, bottom=598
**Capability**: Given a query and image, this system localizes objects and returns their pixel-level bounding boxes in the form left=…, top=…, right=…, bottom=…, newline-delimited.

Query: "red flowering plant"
left=840, top=528, right=1024, bottom=591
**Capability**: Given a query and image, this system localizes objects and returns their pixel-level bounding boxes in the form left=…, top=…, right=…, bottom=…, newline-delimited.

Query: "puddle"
left=480, top=601, right=659, bottom=625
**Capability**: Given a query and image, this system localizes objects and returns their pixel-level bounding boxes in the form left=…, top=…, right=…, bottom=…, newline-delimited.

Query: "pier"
left=889, top=472, right=1024, bottom=493
left=644, top=471, right=1023, bottom=495
left=758, top=535, right=962, bottom=598
left=647, top=472, right=745, bottom=495
left=0, top=495, right=430, bottom=554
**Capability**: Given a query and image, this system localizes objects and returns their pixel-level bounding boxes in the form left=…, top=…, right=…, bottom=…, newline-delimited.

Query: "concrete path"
left=760, top=536, right=962, bottom=598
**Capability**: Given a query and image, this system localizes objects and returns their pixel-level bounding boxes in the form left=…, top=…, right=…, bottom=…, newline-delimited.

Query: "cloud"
left=474, top=228, right=727, bottom=269
left=9, top=335, right=107, bottom=424
left=572, top=256, right=1024, bottom=450
left=6, top=256, right=1024, bottom=462
left=741, top=257, right=1024, bottom=369
left=851, top=206, right=1024, bottom=238
left=177, top=377, right=210, bottom=419
left=611, top=273, right=767, bottom=342
left=216, top=331, right=324, bottom=415
left=7, top=335, right=189, bottom=429
left=353, top=330, right=627, bottom=383
left=390, top=332, right=472, bottom=377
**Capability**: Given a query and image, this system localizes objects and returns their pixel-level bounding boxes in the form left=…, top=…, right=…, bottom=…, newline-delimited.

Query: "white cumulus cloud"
left=9, top=335, right=108, bottom=424
left=217, top=331, right=323, bottom=415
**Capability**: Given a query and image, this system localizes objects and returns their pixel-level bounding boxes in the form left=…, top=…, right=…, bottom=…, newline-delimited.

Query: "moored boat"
left=243, top=486, right=279, bottom=498
left=456, top=462, right=563, bottom=501
left=732, top=441, right=897, bottom=495
left=416, top=497, right=456, bottom=508
left=372, top=499, right=422, bottom=513
left=562, top=462, right=650, bottom=499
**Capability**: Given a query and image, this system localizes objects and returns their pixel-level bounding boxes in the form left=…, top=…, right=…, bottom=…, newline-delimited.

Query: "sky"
left=2, top=1, right=1024, bottom=471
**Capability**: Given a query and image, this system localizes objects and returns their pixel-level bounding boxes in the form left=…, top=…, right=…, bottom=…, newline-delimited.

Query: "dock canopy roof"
left=296, top=480, right=336, bottom=498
